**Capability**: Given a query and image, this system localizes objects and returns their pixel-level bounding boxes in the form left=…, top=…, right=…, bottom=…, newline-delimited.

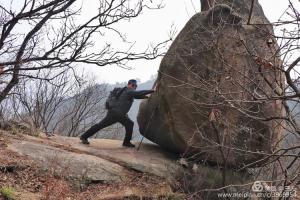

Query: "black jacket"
left=109, top=87, right=154, bottom=115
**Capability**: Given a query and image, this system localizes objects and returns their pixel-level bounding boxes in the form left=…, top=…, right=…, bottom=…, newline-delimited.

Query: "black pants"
left=81, top=111, right=134, bottom=144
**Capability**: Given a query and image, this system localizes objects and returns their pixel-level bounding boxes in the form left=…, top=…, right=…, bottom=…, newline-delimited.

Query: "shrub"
left=0, top=186, right=16, bottom=200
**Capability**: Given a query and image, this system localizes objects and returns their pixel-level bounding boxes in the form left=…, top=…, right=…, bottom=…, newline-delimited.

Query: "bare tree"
left=11, top=71, right=69, bottom=131
left=55, top=78, right=108, bottom=137
left=7, top=70, right=85, bottom=132
left=5, top=68, right=125, bottom=138
left=0, top=0, right=171, bottom=104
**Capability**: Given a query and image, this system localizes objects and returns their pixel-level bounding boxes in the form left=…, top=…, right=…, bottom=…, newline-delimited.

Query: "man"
left=80, top=79, right=155, bottom=147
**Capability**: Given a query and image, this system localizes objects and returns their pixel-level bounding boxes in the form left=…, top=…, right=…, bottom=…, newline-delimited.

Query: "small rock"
left=192, top=164, right=199, bottom=173
left=178, top=158, right=188, bottom=168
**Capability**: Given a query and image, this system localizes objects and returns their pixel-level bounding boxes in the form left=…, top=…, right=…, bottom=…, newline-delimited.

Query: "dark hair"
left=128, top=79, right=137, bottom=85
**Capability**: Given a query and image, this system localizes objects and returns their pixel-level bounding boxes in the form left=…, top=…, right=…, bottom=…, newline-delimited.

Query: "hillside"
left=0, top=130, right=184, bottom=200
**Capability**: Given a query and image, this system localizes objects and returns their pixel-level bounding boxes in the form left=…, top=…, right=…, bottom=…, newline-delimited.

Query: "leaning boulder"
left=138, top=0, right=284, bottom=167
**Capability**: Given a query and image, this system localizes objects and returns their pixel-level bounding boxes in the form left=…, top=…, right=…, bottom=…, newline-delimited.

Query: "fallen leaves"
left=209, top=109, right=221, bottom=122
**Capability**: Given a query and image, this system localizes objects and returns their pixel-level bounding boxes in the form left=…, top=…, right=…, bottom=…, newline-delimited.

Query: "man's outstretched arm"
left=134, top=95, right=149, bottom=99
left=127, top=89, right=154, bottom=99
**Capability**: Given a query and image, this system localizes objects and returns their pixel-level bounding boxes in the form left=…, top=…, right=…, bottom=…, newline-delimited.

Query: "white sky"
left=82, top=0, right=292, bottom=84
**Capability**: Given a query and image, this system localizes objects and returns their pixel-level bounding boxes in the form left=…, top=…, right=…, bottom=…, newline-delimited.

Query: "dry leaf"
left=209, top=110, right=216, bottom=122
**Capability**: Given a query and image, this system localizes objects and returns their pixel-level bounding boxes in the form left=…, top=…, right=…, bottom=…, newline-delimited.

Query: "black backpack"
left=105, top=87, right=126, bottom=109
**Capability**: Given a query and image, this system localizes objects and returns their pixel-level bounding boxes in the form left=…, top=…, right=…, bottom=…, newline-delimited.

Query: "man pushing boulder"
left=80, top=79, right=155, bottom=147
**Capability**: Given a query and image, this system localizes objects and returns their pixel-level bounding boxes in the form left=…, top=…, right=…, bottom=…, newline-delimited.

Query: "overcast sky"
left=82, top=0, right=293, bottom=84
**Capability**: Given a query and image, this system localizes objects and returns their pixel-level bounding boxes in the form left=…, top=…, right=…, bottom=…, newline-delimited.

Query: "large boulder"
left=137, top=0, right=284, bottom=167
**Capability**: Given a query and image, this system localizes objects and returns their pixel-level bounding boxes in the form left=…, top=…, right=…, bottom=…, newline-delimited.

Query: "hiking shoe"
left=80, top=137, right=90, bottom=145
left=122, top=142, right=135, bottom=148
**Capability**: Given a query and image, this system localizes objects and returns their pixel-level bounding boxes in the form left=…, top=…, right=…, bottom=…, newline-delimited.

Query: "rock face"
left=7, top=135, right=181, bottom=180
left=138, top=0, right=284, bottom=167
left=8, top=140, right=129, bottom=182
left=3, top=133, right=180, bottom=199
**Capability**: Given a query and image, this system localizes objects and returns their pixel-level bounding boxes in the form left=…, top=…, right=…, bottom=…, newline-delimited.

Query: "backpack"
left=105, top=87, right=126, bottom=109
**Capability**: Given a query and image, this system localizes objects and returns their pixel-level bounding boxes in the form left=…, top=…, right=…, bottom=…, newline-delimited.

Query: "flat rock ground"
left=0, top=130, right=184, bottom=200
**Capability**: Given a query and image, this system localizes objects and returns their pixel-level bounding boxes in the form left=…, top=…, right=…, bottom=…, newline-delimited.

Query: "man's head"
left=127, top=79, right=137, bottom=90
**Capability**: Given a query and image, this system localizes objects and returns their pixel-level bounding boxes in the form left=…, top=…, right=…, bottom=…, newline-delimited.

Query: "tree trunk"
left=201, top=0, right=214, bottom=11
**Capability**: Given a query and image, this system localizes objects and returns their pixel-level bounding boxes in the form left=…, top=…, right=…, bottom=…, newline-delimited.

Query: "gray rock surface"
left=7, top=134, right=181, bottom=180
left=8, top=140, right=128, bottom=182
left=138, top=0, right=284, bottom=167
